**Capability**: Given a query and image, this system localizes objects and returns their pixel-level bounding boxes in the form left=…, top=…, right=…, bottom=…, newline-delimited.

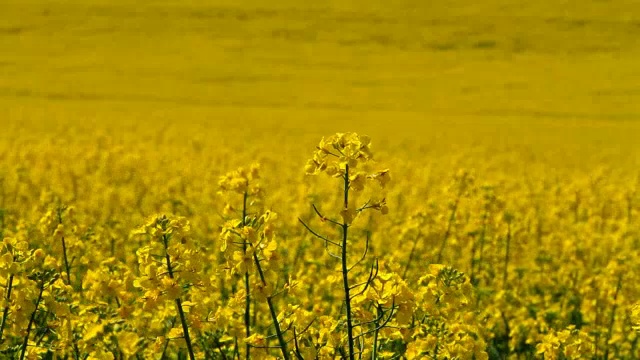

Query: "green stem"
left=477, top=206, right=489, bottom=275
left=160, top=317, right=177, bottom=360
left=402, top=230, right=422, bottom=279
left=61, top=231, right=83, bottom=360
left=503, top=220, right=511, bottom=289
left=55, top=208, right=73, bottom=287
left=252, top=252, right=290, bottom=359
left=372, top=304, right=382, bottom=360
left=241, top=191, right=250, bottom=360
left=342, top=164, right=355, bottom=360
left=243, top=272, right=250, bottom=359
left=433, top=340, right=439, bottom=359
left=604, top=273, right=623, bottom=360
left=594, top=298, right=601, bottom=357
left=0, top=273, right=14, bottom=342
left=175, top=298, right=196, bottom=360
left=61, top=235, right=72, bottom=286
left=627, top=192, right=633, bottom=224
left=162, top=233, right=196, bottom=360
left=232, top=339, right=239, bottom=360
left=436, top=197, right=459, bottom=263
left=0, top=208, right=5, bottom=239
left=20, top=280, right=45, bottom=360
left=470, top=207, right=489, bottom=284
left=437, top=174, right=468, bottom=263
left=574, top=191, right=580, bottom=223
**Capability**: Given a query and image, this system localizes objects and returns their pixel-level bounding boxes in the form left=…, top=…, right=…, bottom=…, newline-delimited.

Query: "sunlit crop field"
left=1, top=0, right=640, bottom=359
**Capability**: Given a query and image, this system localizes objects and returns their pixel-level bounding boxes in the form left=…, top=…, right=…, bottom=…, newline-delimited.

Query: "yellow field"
left=1, top=0, right=640, bottom=359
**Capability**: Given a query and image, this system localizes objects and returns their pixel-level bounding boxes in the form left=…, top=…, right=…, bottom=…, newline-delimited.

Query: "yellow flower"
left=245, top=333, right=267, bottom=347
left=116, top=331, right=141, bottom=358
left=232, top=249, right=253, bottom=274
left=304, top=159, right=319, bottom=175
left=83, top=323, right=105, bottom=342
left=306, top=132, right=376, bottom=177
left=631, top=302, right=640, bottom=332
left=349, top=172, right=367, bottom=192
left=167, top=327, right=184, bottom=339
left=260, top=240, right=277, bottom=261
left=371, top=169, right=391, bottom=187
left=161, top=277, right=182, bottom=300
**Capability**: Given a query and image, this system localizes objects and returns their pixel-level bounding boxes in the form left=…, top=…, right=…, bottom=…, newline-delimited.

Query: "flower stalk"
left=161, top=226, right=196, bottom=360
left=0, top=273, right=14, bottom=343
left=341, top=164, right=355, bottom=360
left=19, top=277, right=46, bottom=360
left=241, top=191, right=251, bottom=360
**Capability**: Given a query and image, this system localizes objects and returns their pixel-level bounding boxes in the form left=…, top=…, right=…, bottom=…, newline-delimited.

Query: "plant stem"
left=604, top=273, right=623, bottom=360
left=252, top=253, right=290, bottom=359
left=477, top=204, right=493, bottom=283
left=20, top=280, right=45, bottom=360
left=594, top=298, right=601, bottom=357
left=160, top=320, right=174, bottom=360
left=175, top=298, right=196, bottom=360
left=61, top=235, right=72, bottom=286
left=241, top=191, right=251, bottom=360
left=342, top=164, right=355, bottom=360
left=55, top=208, right=73, bottom=287
left=402, top=230, right=422, bottom=279
left=627, top=192, right=633, bottom=224
left=0, top=208, right=5, bottom=239
left=503, top=220, right=512, bottom=289
left=574, top=191, right=580, bottom=223
left=162, top=233, right=196, bottom=360
left=372, top=304, right=382, bottom=360
left=436, top=197, right=459, bottom=264
left=0, top=273, right=14, bottom=342
left=243, top=273, right=250, bottom=358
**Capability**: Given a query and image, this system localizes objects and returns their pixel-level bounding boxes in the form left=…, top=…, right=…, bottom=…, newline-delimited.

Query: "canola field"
left=1, top=0, right=640, bottom=359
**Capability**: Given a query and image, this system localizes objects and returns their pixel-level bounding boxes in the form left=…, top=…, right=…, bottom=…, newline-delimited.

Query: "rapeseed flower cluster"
left=0, top=124, right=638, bottom=360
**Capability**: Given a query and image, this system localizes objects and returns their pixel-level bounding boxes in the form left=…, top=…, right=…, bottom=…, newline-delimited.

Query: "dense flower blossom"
left=0, top=125, right=637, bottom=359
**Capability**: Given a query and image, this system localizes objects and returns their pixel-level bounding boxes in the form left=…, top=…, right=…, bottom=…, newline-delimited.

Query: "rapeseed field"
left=1, top=0, right=640, bottom=359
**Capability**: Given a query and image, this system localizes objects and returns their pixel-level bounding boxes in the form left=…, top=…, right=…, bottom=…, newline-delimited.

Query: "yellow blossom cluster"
left=0, top=120, right=639, bottom=360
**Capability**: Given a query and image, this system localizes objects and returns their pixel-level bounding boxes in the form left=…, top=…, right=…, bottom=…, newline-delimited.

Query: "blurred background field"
left=1, top=0, right=639, bottom=160
left=2, top=0, right=639, bottom=238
